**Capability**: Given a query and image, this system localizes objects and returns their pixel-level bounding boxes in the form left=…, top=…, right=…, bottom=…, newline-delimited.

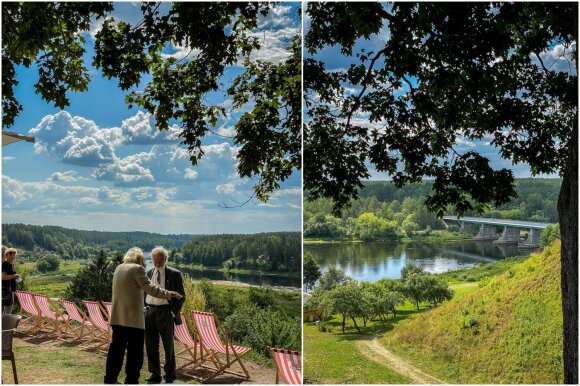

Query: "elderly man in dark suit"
left=144, top=247, right=186, bottom=384
left=104, top=247, right=182, bottom=385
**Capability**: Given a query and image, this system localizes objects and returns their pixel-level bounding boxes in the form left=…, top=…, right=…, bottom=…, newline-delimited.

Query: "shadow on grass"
left=308, top=306, right=431, bottom=342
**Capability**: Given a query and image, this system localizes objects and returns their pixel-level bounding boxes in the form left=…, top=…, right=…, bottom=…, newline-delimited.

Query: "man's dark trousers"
left=145, top=305, right=176, bottom=382
left=104, top=325, right=145, bottom=384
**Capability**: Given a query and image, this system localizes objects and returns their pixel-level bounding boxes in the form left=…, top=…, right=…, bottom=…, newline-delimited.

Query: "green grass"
left=304, top=299, right=437, bottom=384
left=2, top=335, right=204, bottom=384
left=2, top=340, right=107, bottom=384
left=439, top=254, right=528, bottom=284
left=304, top=321, right=410, bottom=384
left=19, top=259, right=90, bottom=297
left=383, top=242, right=563, bottom=384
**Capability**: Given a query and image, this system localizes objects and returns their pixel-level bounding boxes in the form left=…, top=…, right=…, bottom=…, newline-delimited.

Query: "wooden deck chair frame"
left=101, top=301, right=112, bottom=320
left=14, top=291, right=43, bottom=332
left=173, top=312, right=201, bottom=372
left=191, top=310, right=251, bottom=383
left=33, top=294, right=68, bottom=336
left=269, top=348, right=302, bottom=384
left=82, top=300, right=111, bottom=350
left=59, top=299, right=94, bottom=341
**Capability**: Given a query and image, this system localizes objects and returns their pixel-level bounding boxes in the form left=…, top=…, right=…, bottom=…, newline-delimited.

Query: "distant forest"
left=305, top=178, right=560, bottom=240
left=2, top=224, right=301, bottom=274
left=178, top=233, right=301, bottom=273
left=358, top=178, right=561, bottom=222
left=2, top=224, right=194, bottom=260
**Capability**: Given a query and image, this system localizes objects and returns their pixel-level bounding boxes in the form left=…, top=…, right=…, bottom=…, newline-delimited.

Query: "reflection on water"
left=144, top=252, right=300, bottom=288
left=304, top=241, right=529, bottom=282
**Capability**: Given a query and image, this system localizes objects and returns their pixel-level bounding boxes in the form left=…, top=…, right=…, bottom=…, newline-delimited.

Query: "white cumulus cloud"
left=48, top=171, right=81, bottom=182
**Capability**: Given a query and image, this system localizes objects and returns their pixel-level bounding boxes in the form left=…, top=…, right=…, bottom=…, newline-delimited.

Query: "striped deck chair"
left=101, top=301, right=112, bottom=319
left=82, top=300, right=111, bottom=350
left=33, top=293, right=68, bottom=334
left=14, top=290, right=42, bottom=331
left=173, top=312, right=201, bottom=371
left=60, top=300, right=94, bottom=341
left=191, top=310, right=251, bottom=383
left=269, top=348, right=302, bottom=384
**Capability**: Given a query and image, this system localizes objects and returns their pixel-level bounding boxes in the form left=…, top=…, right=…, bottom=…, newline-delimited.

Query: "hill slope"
left=383, top=241, right=563, bottom=384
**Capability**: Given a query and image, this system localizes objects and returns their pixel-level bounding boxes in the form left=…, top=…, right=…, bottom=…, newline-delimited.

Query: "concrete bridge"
left=442, top=216, right=552, bottom=248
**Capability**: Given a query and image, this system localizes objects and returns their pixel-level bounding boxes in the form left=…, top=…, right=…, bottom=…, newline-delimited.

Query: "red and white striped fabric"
left=34, top=293, right=67, bottom=331
left=191, top=311, right=250, bottom=355
left=102, top=301, right=112, bottom=318
left=83, top=300, right=109, bottom=332
left=60, top=300, right=87, bottom=324
left=34, top=294, right=63, bottom=321
left=174, top=313, right=197, bottom=348
left=271, top=348, right=302, bottom=384
left=14, top=290, right=38, bottom=317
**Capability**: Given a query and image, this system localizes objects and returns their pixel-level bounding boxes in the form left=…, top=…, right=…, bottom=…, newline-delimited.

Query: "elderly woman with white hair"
left=104, top=247, right=182, bottom=385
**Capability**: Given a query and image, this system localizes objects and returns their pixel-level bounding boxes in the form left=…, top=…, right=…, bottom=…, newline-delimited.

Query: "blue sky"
left=2, top=2, right=302, bottom=234
left=304, top=4, right=573, bottom=181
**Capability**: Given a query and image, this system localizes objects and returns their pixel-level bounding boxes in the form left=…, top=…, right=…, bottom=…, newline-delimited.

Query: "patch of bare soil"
left=356, top=335, right=446, bottom=384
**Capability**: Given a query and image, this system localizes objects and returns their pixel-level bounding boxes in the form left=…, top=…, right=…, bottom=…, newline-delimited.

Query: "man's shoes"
left=145, top=376, right=162, bottom=384
left=164, top=379, right=175, bottom=384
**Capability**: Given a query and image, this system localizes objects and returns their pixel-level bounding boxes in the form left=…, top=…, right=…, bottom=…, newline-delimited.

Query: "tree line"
left=177, top=232, right=301, bottom=273
left=2, top=223, right=194, bottom=259
left=3, top=223, right=301, bottom=275
left=304, top=179, right=560, bottom=240
left=304, top=258, right=453, bottom=333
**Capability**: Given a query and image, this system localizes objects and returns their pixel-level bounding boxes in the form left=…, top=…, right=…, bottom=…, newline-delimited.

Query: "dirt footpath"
left=356, top=336, right=446, bottom=384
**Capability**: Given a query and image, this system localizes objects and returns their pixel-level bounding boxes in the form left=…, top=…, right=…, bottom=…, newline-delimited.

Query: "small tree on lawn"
left=323, top=281, right=363, bottom=333
left=423, top=275, right=454, bottom=306
left=303, top=253, right=321, bottom=291
left=318, top=265, right=350, bottom=291
left=375, top=279, right=406, bottom=320
left=401, top=263, right=424, bottom=281
left=65, top=250, right=119, bottom=305
left=403, top=272, right=428, bottom=311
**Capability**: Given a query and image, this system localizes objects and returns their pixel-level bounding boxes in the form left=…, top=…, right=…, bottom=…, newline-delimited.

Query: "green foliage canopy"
left=303, top=253, right=322, bottom=291
left=3, top=2, right=301, bottom=202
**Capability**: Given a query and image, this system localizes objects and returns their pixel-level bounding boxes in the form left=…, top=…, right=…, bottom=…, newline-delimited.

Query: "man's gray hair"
left=123, top=247, right=144, bottom=264
left=151, top=246, right=168, bottom=260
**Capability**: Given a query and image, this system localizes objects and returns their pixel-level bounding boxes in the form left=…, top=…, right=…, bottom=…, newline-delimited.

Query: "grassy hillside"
left=383, top=241, right=563, bottom=384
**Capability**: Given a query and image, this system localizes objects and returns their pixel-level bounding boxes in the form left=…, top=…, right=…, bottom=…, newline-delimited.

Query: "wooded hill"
left=2, top=224, right=301, bottom=274
left=384, top=241, right=563, bottom=383
left=2, top=223, right=195, bottom=260
left=178, top=233, right=301, bottom=273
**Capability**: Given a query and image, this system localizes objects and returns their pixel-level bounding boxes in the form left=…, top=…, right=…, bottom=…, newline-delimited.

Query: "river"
left=144, top=252, right=300, bottom=289
left=304, top=240, right=533, bottom=282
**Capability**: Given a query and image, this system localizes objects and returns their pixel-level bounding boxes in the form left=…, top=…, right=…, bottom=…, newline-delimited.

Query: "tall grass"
left=384, top=241, right=563, bottom=384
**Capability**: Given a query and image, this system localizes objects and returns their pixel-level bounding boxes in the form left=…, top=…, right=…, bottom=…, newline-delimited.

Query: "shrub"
left=36, top=254, right=60, bottom=273
left=316, top=321, right=332, bottom=332
left=224, top=303, right=300, bottom=357
left=248, top=286, right=275, bottom=308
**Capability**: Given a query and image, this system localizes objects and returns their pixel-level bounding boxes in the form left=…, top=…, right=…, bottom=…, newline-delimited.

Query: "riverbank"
left=23, top=258, right=301, bottom=298
left=304, top=230, right=472, bottom=245
left=173, top=262, right=300, bottom=279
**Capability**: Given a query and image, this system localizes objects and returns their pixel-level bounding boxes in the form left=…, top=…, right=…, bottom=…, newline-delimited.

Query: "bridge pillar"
left=473, top=224, right=497, bottom=241
left=523, top=228, right=541, bottom=247
left=460, top=221, right=478, bottom=234
left=494, top=226, right=520, bottom=244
